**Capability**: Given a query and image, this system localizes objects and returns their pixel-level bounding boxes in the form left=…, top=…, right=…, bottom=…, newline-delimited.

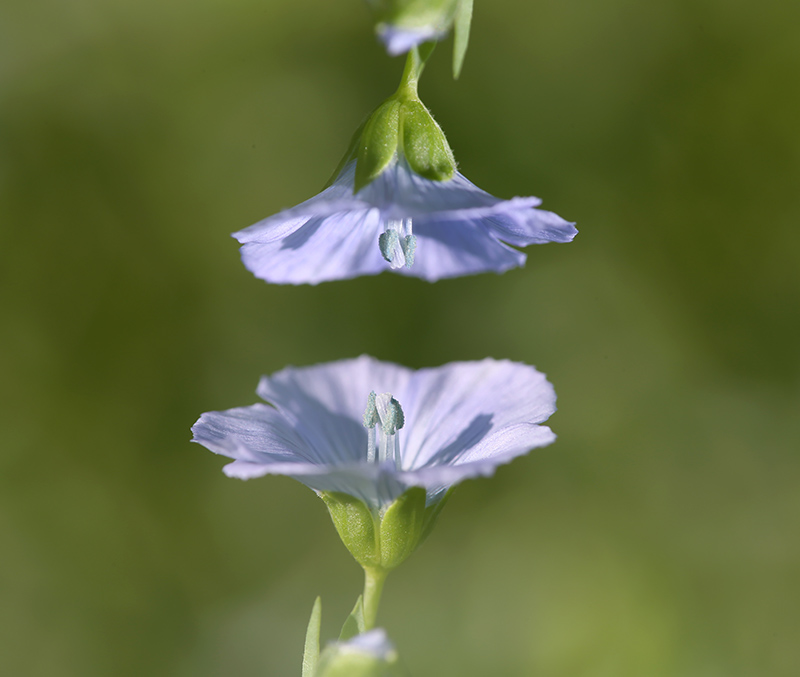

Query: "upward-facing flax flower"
left=193, top=355, right=558, bottom=622
left=316, top=629, right=399, bottom=677
left=191, top=355, right=557, bottom=510
left=234, top=48, right=576, bottom=286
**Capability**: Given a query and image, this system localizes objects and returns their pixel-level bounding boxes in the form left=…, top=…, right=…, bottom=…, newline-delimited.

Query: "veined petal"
left=399, top=359, right=556, bottom=469
left=396, top=424, right=556, bottom=501
left=238, top=209, right=386, bottom=285
left=256, top=356, right=413, bottom=465
left=360, top=162, right=511, bottom=215
left=191, top=404, right=311, bottom=464
left=395, top=216, right=526, bottom=281
left=234, top=171, right=360, bottom=245
left=484, top=207, right=578, bottom=247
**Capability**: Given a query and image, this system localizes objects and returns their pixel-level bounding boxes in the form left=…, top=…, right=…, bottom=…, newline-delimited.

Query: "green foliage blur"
left=2, top=0, right=799, bottom=675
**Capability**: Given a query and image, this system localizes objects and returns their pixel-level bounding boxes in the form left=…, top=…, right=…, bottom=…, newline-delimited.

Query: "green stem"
left=362, top=567, right=388, bottom=630
left=395, top=43, right=436, bottom=99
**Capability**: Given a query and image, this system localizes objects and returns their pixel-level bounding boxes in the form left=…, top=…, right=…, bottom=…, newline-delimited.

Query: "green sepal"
left=302, top=597, right=322, bottom=677
left=354, top=99, right=403, bottom=193
left=400, top=100, right=456, bottom=182
left=320, top=492, right=380, bottom=568
left=322, top=487, right=452, bottom=571
left=379, top=486, right=427, bottom=569
left=452, top=0, right=473, bottom=79
left=339, top=595, right=366, bottom=641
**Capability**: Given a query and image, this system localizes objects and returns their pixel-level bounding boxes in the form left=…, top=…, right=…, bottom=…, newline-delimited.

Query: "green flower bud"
left=316, top=629, right=400, bottom=677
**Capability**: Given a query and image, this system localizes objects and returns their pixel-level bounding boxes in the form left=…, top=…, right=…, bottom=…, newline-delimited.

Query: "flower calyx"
left=320, top=487, right=445, bottom=572
left=332, top=47, right=456, bottom=194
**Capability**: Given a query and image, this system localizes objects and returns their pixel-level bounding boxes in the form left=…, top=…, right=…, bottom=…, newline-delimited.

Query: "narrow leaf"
left=452, top=0, right=473, bottom=79
left=302, top=597, right=322, bottom=677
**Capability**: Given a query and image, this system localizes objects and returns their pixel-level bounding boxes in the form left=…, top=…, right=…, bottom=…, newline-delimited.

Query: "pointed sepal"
left=379, top=486, right=427, bottom=569
left=354, top=100, right=403, bottom=193
left=320, top=492, right=380, bottom=568
left=401, top=100, right=456, bottom=182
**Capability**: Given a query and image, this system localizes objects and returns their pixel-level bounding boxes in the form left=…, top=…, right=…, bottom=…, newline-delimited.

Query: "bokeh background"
left=2, top=0, right=799, bottom=674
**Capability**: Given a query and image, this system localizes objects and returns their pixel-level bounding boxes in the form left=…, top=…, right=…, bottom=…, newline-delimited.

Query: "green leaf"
left=400, top=100, right=456, bottom=182
left=379, top=486, right=427, bottom=569
left=452, top=0, right=473, bottom=79
left=320, top=492, right=380, bottom=567
left=339, top=595, right=366, bottom=641
left=354, top=99, right=402, bottom=193
left=302, top=597, right=322, bottom=677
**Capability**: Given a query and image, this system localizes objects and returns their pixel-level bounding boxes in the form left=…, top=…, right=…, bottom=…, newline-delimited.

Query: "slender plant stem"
left=362, top=567, right=388, bottom=630
left=396, top=43, right=435, bottom=99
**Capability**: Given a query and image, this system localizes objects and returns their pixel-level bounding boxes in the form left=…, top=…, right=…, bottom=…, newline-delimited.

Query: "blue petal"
left=340, top=629, right=396, bottom=660
left=238, top=209, right=386, bottom=285
left=377, top=25, right=447, bottom=56
left=397, top=216, right=526, bottom=281
left=398, top=358, right=556, bottom=468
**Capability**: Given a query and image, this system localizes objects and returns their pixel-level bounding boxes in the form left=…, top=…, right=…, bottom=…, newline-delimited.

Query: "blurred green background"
left=2, top=0, right=799, bottom=675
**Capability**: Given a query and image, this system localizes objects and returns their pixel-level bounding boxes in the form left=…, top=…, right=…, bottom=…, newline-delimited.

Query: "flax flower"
left=191, top=356, right=557, bottom=509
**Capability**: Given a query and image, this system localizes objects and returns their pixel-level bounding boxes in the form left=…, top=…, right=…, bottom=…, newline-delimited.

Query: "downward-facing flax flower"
left=191, top=355, right=557, bottom=511
left=368, top=0, right=462, bottom=56
left=234, top=47, right=577, bottom=286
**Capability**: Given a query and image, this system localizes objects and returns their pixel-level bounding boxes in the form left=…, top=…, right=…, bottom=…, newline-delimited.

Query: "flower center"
left=378, top=218, right=416, bottom=269
left=362, top=391, right=406, bottom=466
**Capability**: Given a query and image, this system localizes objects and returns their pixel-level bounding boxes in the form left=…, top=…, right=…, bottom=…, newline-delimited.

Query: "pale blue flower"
left=331, top=628, right=396, bottom=662
left=378, top=24, right=447, bottom=56
left=317, top=629, right=398, bottom=677
left=233, top=159, right=577, bottom=285
left=191, top=356, right=557, bottom=509
left=367, top=0, right=464, bottom=59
